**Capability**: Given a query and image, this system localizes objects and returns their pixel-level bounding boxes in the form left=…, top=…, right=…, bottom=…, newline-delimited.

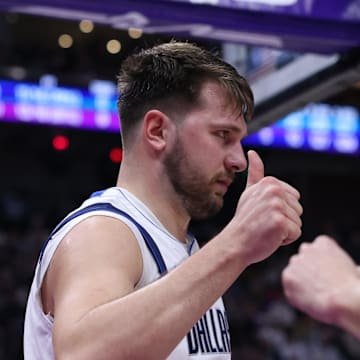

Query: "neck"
left=117, top=157, right=190, bottom=243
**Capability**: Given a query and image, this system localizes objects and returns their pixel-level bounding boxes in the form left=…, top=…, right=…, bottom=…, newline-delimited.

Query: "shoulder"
left=43, top=215, right=143, bottom=317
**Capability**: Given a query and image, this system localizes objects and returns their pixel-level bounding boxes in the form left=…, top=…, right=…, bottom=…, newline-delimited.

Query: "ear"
left=143, top=109, right=172, bottom=152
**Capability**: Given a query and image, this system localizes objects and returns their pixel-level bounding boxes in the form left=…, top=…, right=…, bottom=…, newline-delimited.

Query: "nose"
left=224, top=142, right=248, bottom=173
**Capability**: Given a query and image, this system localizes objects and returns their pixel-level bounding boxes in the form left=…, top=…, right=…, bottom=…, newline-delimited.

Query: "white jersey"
left=24, top=187, right=231, bottom=359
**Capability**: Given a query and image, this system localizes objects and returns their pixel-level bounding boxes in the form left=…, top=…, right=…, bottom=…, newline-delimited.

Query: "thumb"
left=246, top=150, right=265, bottom=188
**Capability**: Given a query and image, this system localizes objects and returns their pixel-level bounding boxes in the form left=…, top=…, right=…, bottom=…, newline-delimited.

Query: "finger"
left=280, top=211, right=302, bottom=246
left=298, top=241, right=312, bottom=252
left=278, top=179, right=301, bottom=200
left=281, top=222, right=302, bottom=246
left=314, top=234, right=336, bottom=245
left=284, top=201, right=303, bottom=228
left=245, top=150, right=265, bottom=188
left=284, top=193, right=303, bottom=217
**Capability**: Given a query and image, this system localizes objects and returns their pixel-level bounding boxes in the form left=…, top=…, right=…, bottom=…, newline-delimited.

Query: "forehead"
left=198, top=81, right=241, bottom=116
left=180, top=81, right=248, bottom=140
left=194, top=81, right=246, bottom=126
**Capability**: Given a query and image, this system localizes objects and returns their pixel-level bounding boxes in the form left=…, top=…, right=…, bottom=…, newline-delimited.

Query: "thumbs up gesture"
left=223, top=150, right=303, bottom=266
left=245, top=150, right=265, bottom=188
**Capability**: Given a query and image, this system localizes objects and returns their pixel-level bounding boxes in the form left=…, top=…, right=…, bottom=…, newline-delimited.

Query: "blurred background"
left=0, top=1, right=360, bottom=358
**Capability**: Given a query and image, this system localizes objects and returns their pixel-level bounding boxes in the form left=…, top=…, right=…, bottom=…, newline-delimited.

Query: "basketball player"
left=24, top=41, right=303, bottom=359
left=282, top=235, right=360, bottom=340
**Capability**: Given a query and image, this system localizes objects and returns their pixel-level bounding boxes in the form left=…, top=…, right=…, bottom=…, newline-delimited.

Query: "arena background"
left=0, top=1, right=360, bottom=358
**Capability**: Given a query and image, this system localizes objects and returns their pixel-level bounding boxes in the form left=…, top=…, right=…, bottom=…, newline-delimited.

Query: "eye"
left=217, top=130, right=230, bottom=141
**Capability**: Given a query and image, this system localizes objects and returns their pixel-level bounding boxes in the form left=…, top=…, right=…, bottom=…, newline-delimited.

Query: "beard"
left=163, top=135, right=229, bottom=220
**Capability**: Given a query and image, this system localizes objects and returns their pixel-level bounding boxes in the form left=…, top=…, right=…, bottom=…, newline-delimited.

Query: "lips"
left=215, top=177, right=233, bottom=191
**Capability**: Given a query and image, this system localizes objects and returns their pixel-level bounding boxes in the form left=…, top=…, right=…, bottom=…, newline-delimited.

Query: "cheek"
left=186, top=128, right=203, bottom=145
left=187, top=130, right=217, bottom=154
left=181, top=128, right=223, bottom=167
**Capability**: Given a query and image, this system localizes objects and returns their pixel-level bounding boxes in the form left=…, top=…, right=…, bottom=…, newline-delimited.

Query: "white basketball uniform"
left=24, top=187, right=231, bottom=359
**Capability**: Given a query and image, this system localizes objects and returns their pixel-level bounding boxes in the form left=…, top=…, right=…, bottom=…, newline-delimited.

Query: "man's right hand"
left=223, top=150, right=303, bottom=266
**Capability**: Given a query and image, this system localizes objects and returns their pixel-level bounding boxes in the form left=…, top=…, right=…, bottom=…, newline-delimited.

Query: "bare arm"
left=47, top=151, right=303, bottom=360
left=282, top=235, right=360, bottom=340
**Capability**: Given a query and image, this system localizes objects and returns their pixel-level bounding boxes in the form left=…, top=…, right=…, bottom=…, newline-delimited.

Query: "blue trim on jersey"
left=39, top=203, right=168, bottom=275
left=188, top=236, right=196, bottom=255
left=90, top=190, right=106, bottom=198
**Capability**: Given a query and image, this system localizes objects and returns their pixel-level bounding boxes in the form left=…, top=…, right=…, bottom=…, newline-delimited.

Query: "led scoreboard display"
left=0, top=79, right=120, bottom=133
left=243, top=103, right=360, bottom=155
left=0, top=79, right=359, bottom=155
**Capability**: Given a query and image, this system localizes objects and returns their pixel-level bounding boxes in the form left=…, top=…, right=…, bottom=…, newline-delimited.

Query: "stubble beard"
left=163, top=136, right=225, bottom=220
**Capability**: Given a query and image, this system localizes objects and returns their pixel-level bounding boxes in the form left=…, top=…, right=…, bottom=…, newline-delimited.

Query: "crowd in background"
left=1, top=176, right=360, bottom=359
left=0, top=7, right=359, bottom=358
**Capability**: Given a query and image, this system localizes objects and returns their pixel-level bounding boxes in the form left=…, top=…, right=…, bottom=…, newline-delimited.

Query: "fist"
left=227, top=150, right=303, bottom=265
left=282, top=235, right=359, bottom=325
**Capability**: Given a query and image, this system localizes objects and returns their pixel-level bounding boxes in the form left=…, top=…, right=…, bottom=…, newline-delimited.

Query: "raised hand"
left=224, top=150, right=303, bottom=266
left=245, top=149, right=265, bottom=188
left=282, top=235, right=360, bottom=325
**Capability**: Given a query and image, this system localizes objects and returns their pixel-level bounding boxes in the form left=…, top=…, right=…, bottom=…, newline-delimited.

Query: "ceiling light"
left=128, top=28, right=143, bottom=39
left=58, top=34, right=73, bottom=48
left=79, top=19, right=94, bottom=33
left=106, top=39, right=121, bottom=54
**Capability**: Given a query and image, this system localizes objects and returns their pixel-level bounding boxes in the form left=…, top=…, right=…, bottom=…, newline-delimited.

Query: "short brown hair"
left=117, top=41, right=254, bottom=147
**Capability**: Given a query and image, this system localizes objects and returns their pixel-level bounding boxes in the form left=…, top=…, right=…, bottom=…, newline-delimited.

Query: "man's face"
left=163, top=81, right=248, bottom=219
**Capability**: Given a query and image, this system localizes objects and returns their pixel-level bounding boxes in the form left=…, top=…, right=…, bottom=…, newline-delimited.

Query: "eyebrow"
left=211, top=124, right=248, bottom=138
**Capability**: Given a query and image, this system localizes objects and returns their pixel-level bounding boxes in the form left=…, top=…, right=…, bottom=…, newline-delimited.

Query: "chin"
left=196, top=200, right=223, bottom=220
left=185, top=190, right=224, bottom=219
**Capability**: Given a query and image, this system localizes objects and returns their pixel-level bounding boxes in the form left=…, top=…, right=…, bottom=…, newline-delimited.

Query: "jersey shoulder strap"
left=39, top=202, right=167, bottom=275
